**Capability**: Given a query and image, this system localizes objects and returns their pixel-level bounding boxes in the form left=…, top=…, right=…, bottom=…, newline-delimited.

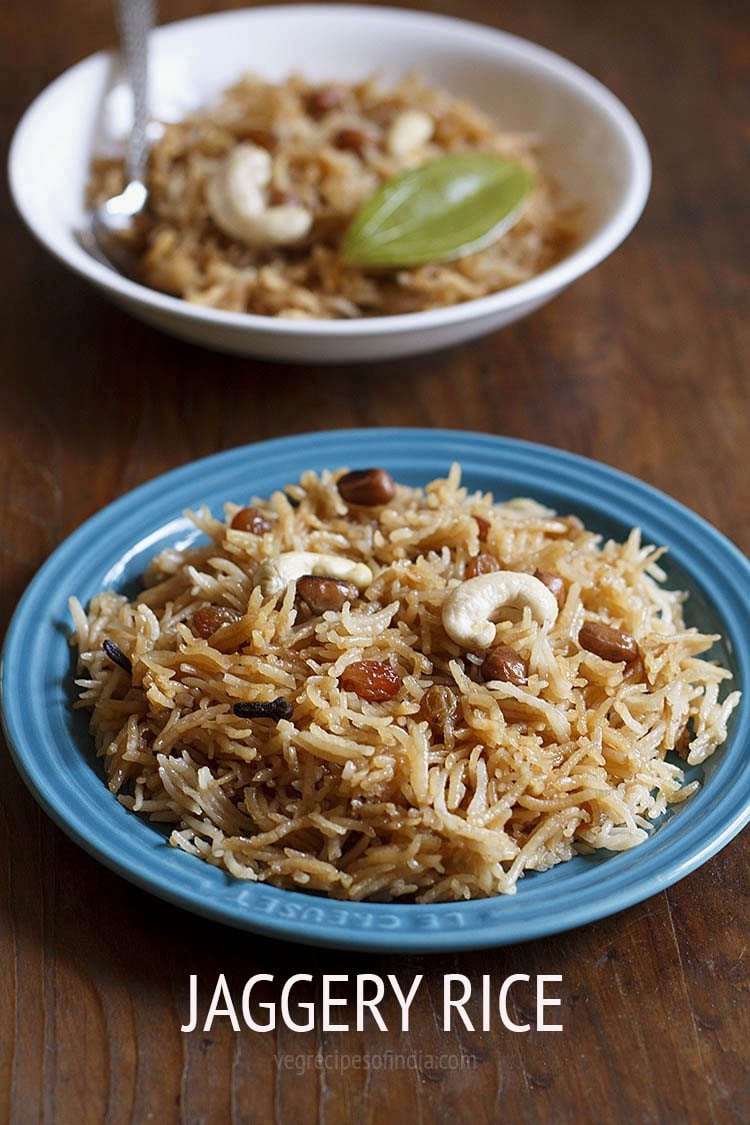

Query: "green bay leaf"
left=341, top=153, right=534, bottom=268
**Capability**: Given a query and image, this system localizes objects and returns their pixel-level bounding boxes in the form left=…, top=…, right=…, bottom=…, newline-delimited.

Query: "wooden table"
left=1, top=1, right=748, bottom=1122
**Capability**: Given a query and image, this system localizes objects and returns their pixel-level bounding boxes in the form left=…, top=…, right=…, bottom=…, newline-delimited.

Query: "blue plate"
left=2, top=430, right=748, bottom=951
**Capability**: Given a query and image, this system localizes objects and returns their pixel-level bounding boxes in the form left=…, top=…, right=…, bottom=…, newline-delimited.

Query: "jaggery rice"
left=88, top=73, right=575, bottom=318
left=70, top=465, right=741, bottom=902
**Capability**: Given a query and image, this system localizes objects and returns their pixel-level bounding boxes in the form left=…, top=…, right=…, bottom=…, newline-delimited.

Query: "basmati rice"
left=70, top=466, right=740, bottom=901
left=88, top=74, right=575, bottom=318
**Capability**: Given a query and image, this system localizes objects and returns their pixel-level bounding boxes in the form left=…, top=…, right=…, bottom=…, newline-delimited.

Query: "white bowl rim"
left=8, top=2, right=651, bottom=339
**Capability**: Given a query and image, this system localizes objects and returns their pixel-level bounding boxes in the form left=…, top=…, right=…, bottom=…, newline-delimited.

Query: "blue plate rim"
left=1, top=428, right=748, bottom=952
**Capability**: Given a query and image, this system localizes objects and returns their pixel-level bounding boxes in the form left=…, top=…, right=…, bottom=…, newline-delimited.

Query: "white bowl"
left=9, top=4, right=650, bottom=363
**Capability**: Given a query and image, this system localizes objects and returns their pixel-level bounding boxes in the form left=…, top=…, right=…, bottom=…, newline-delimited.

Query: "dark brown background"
left=1, top=1, right=748, bottom=1122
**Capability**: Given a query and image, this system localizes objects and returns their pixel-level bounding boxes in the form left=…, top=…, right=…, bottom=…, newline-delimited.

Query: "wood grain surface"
left=1, top=1, right=748, bottom=1123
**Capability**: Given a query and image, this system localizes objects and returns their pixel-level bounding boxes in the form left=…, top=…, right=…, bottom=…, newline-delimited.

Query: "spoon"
left=92, top=0, right=155, bottom=273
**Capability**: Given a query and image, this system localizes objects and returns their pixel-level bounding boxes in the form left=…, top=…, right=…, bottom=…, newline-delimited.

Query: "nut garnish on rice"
left=70, top=466, right=741, bottom=902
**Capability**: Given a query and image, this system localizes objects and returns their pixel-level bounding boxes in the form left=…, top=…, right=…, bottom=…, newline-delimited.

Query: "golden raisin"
left=230, top=506, right=272, bottom=534
left=340, top=660, right=401, bottom=702
left=297, top=575, right=358, bottom=614
left=337, top=468, right=396, bottom=507
left=481, top=645, right=528, bottom=686
left=579, top=622, right=639, bottom=663
left=422, top=684, right=458, bottom=732
left=191, top=606, right=241, bottom=639
left=466, top=553, right=501, bottom=579
left=534, top=568, right=566, bottom=611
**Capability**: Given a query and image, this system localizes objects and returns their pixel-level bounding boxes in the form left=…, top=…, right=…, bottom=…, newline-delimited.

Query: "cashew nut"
left=386, top=110, right=434, bottom=159
left=254, top=552, right=373, bottom=598
left=206, top=143, right=313, bottom=248
left=442, top=572, right=559, bottom=650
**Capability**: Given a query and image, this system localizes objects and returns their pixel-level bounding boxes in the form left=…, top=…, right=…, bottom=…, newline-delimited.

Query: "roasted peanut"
left=334, top=127, right=376, bottom=155
left=481, top=645, right=528, bottom=686
left=624, top=654, right=649, bottom=684
left=579, top=622, right=639, bottom=663
left=465, top=553, right=501, bottom=579
left=191, top=606, right=242, bottom=639
left=307, top=85, right=346, bottom=116
left=297, top=574, right=359, bottom=613
left=421, top=684, right=458, bottom=733
left=337, top=468, right=396, bottom=506
left=340, top=660, right=401, bottom=702
left=230, top=506, right=273, bottom=534
left=534, top=568, right=566, bottom=611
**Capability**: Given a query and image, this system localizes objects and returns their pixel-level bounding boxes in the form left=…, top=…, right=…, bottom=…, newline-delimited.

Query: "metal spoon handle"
left=115, top=0, right=155, bottom=184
